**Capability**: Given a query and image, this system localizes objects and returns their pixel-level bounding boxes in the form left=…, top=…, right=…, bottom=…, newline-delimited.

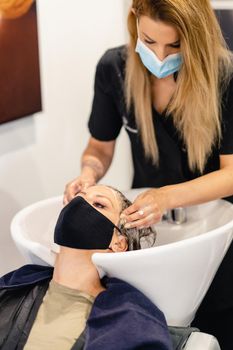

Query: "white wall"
left=212, top=1, right=233, bottom=9
left=0, top=0, right=133, bottom=275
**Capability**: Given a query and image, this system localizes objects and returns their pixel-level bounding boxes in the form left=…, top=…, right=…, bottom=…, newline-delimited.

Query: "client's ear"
left=110, top=233, right=128, bottom=253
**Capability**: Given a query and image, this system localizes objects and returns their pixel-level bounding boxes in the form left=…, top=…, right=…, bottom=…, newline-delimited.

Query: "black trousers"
left=192, top=241, right=233, bottom=350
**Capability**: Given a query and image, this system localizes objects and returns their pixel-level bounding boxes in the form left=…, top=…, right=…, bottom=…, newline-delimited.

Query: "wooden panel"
left=0, top=1, right=42, bottom=125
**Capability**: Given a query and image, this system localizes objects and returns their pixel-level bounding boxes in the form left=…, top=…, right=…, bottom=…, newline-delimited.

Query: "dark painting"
left=0, top=1, right=42, bottom=125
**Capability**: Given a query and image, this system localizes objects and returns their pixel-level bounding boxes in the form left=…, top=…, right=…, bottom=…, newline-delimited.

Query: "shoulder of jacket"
left=0, top=264, right=53, bottom=289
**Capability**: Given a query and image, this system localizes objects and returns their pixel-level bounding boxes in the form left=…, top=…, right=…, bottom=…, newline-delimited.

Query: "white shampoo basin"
left=10, top=189, right=233, bottom=327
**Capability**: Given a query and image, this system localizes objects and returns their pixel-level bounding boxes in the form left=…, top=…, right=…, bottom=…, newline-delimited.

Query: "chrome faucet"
left=163, top=207, right=187, bottom=224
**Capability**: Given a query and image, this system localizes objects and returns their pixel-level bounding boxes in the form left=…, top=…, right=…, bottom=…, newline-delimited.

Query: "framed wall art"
left=0, top=0, right=42, bottom=125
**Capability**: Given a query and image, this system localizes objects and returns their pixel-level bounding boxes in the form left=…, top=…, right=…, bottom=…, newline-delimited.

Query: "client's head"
left=54, top=184, right=156, bottom=253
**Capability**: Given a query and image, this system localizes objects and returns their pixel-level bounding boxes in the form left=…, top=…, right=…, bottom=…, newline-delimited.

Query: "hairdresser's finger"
left=63, top=179, right=81, bottom=205
left=81, top=181, right=94, bottom=191
left=121, top=203, right=140, bottom=216
left=123, top=193, right=154, bottom=218
left=124, top=212, right=162, bottom=229
left=122, top=207, right=148, bottom=223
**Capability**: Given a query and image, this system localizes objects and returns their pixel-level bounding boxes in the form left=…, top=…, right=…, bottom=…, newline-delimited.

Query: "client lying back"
left=0, top=185, right=172, bottom=350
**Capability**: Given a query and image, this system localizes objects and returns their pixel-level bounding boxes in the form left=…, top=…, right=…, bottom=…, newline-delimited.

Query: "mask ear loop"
left=114, top=225, right=123, bottom=235
left=136, top=16, right=140, bottom=38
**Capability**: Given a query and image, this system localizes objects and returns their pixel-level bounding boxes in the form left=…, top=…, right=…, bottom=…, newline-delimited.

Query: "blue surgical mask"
left=135, top=20, right=182, bottom=79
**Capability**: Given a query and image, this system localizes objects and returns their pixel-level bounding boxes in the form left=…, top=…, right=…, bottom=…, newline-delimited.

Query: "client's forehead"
left=86, top=185, right=121, bottom=211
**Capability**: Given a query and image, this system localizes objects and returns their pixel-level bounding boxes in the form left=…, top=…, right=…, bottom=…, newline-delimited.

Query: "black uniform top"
left=88, top=45, right=233, bottom=195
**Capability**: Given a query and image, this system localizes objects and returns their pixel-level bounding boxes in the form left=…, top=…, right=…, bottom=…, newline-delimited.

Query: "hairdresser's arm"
left=122, top=154, right=233, bottom=228
left=64, top=137, right=115, bottom=204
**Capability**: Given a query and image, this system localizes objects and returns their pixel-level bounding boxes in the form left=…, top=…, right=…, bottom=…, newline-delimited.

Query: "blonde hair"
left=125, top=0, right=233, bottom=172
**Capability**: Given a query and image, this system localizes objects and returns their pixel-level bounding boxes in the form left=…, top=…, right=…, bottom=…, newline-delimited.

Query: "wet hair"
left=108, top=186, right=157, bottom=251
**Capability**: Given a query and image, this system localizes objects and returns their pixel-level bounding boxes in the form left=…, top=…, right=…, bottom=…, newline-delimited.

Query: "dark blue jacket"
left=0, top=264, right=173, bottom=350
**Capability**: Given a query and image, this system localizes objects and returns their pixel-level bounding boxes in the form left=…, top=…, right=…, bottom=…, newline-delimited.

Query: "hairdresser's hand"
left=63, top=175, right=96, bottom=205
left=121, top=188, right=169, bottom=228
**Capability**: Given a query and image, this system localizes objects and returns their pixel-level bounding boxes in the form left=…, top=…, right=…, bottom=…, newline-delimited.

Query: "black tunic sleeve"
left=88, top=49, right=123, bottom=141
left=220, top=76, right=233, bottom=154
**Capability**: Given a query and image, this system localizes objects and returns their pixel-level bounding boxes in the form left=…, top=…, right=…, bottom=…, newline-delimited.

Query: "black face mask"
left=54, top=196, right=121, bottom=250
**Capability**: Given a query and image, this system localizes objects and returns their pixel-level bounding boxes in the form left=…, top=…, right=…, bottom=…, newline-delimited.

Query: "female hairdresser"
left=64, top=1, right=233, bottom=348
